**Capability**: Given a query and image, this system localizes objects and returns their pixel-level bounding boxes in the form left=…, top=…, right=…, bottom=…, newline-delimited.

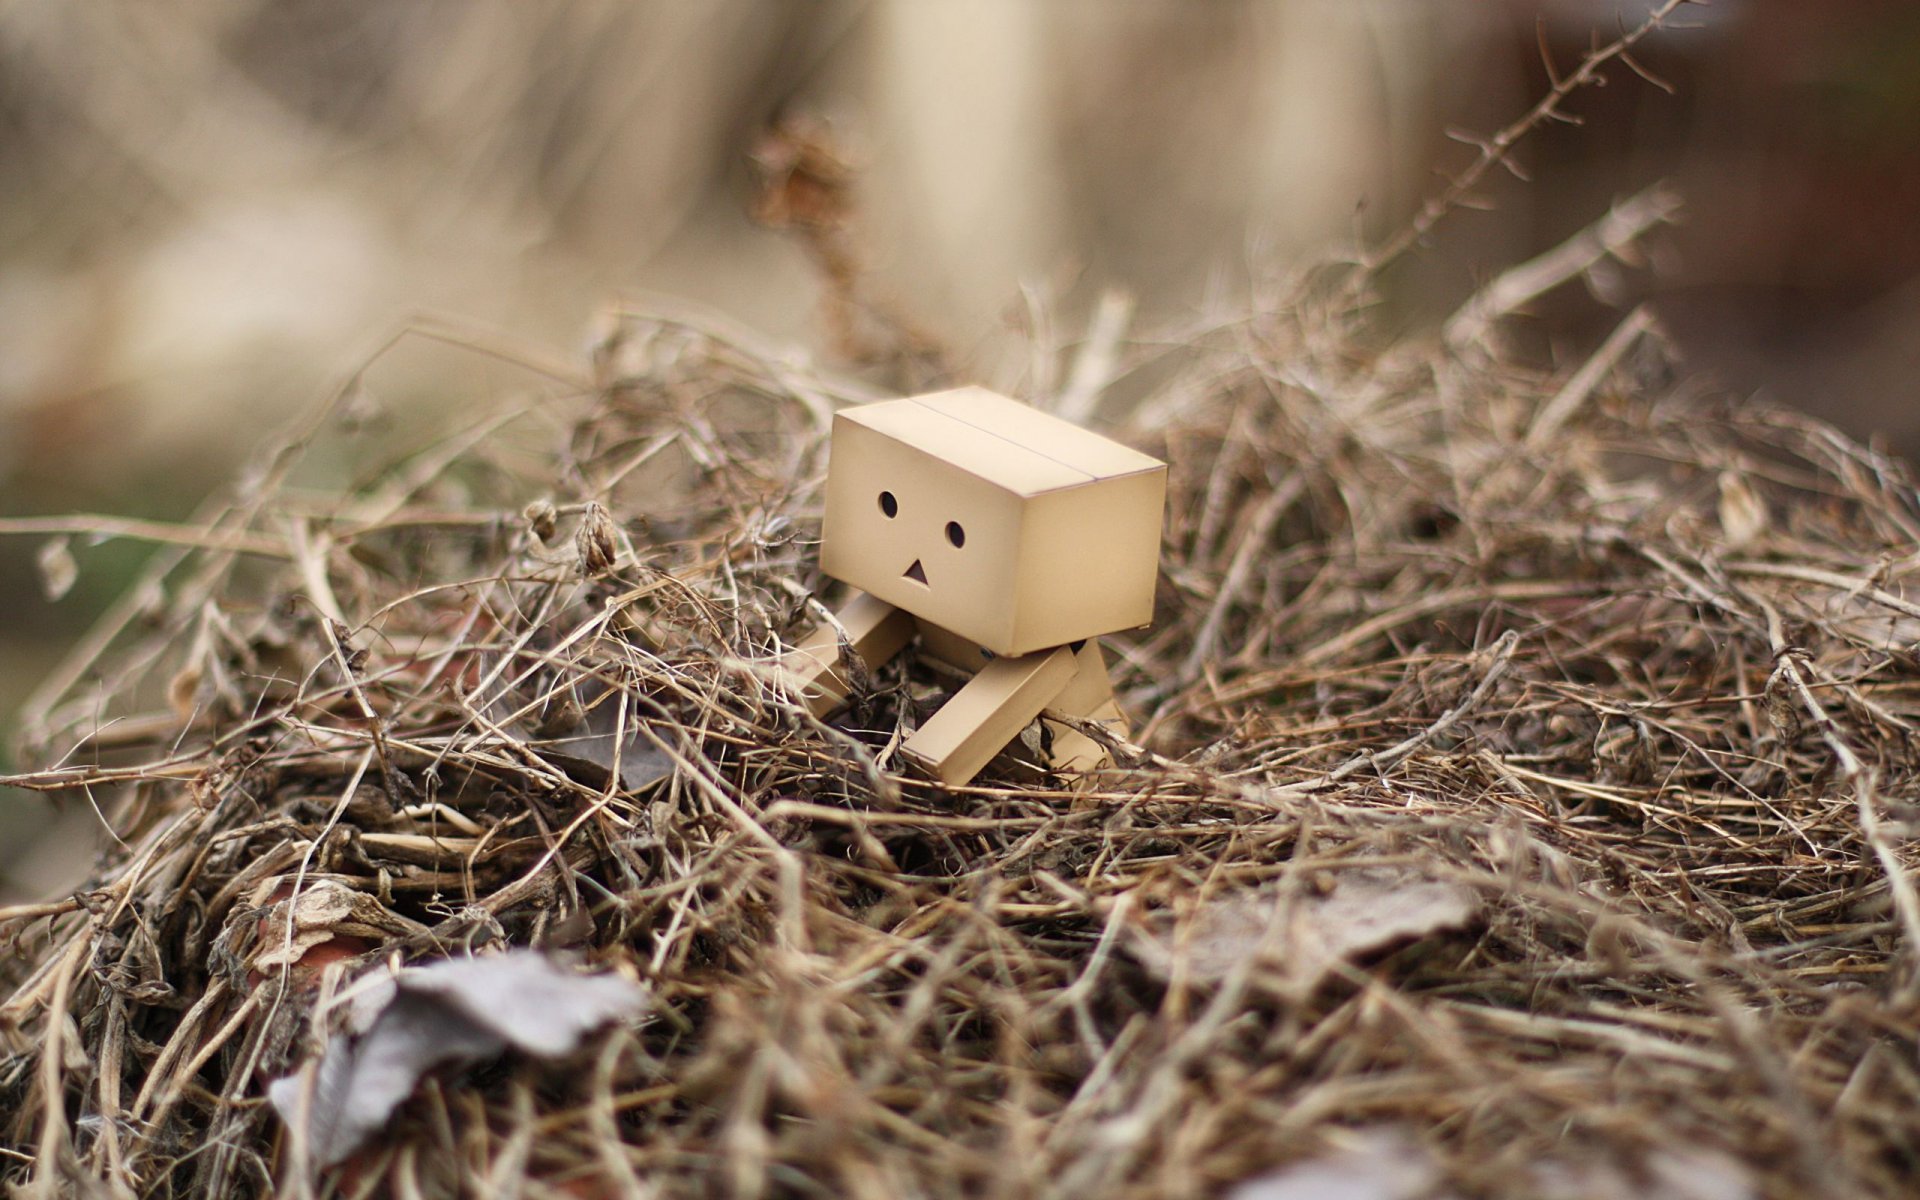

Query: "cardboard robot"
left=781, top=387, right=1166, bottom=785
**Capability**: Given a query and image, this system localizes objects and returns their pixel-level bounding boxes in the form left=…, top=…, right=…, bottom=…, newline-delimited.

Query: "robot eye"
left=945, top=521, right=966, bottom=548
left=879, top=491, right=898, bottom=518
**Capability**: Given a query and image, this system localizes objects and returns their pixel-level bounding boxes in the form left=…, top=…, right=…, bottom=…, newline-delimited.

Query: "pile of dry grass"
left=8, top=188, right=1920, bottom=1197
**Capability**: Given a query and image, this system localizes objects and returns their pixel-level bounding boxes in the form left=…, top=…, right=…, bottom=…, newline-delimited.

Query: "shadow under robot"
left=782, top=387, right=1167, bottom=786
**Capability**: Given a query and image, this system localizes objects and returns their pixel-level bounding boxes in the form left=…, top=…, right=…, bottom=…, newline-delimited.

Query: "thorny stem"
left=1363, top=0, right=1696, bottom=273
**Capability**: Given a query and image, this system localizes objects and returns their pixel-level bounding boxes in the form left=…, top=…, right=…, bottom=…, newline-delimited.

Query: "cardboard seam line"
left=904, top=399, right=1163, bottom=490
left=905, top=398, right=1102, bottom=483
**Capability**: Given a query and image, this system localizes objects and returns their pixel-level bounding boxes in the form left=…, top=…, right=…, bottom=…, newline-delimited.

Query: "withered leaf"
left=1133, top=869, right=1478, bottom=994
left=244, top=879, right=428, bottom=975
left=269, top=952, right=647, bottom=1167
left=394, top=954, right=646, bottom=1057
left=36, top=536, right=77, bottom=602
left=575, top=502, right=620, bottom=575
left=1529, top=1147, right=1754, bottom=1200
left=502, top=680, right=674, bottom=793
left=1716, top=471, right=1767, bottom=551
left=1227, top=1128, right=1451, bottom=1200
left=543, top=718, right=674, bottom=793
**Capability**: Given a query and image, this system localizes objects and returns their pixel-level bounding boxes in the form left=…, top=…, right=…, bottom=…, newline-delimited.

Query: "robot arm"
left=900, top=644, right=1079, bottom=785
left=779, top=590, right=914, bottom=717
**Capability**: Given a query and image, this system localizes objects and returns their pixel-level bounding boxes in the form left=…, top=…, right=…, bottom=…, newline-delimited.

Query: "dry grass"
left=9, top=9, right=1920, bottom=1190
left=4, top=218, right=1920, bottom=1196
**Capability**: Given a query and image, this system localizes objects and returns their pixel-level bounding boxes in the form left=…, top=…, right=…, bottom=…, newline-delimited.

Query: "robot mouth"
left=903, top=559, right=928, bottom=585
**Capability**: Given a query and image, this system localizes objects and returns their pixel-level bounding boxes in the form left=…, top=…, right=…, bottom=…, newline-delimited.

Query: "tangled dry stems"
left=6, top=235, right=1920, bottom=1195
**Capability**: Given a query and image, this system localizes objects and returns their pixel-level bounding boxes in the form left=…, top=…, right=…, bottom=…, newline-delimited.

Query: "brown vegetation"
left=7, top=7, right=1920, bottom=1197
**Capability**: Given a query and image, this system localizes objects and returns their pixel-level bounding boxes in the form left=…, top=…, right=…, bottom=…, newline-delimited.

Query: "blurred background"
left=5, top=0, right=1920, bottom=898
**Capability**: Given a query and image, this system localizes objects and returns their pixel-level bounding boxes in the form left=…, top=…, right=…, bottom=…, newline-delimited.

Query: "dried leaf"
left=576, top=502, right=620, bottom=575
left=270, top=952, right=647, bottom=1166
left=165, top=662, right=203, bottom=720
left=243, top=879, right=425, bottom=977
left=397, top=955, right=646, bottom=1056
left=749, top=115, right=854, bottom=233
left=36, top=536, right=77, bottom=602
left=510, top=681, right=674, bottom=793
left=271, top=986, right=502, bottom=1168
left=1528, top=1147, right=1754, bottom=1200
left=1716, top=471, right=1767, bottom=550
left=546, top=714, right=674, bottom=793
left=524, top=497, right=558, bottom=542
left=1134, top=870, right=1478, bottom=994
left=1227, top=1128, right=1450, bottom=1200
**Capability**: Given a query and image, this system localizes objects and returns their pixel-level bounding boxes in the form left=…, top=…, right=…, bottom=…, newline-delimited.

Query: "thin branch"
left=0, top=516, right=288, bottom=559
left=1366, top=0, right=1694, bottom=272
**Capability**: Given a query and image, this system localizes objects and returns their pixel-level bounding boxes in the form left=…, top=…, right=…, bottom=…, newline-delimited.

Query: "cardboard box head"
left=820, top=388, right=1166, bottom=656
